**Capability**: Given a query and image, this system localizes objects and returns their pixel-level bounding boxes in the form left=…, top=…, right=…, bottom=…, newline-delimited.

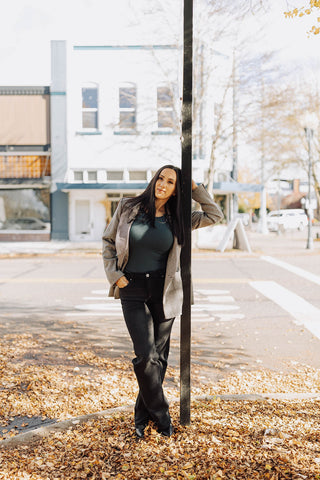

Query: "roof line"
left=0, top=86, right=50, bottom=95
left=73, top=45, right=178, bottom=51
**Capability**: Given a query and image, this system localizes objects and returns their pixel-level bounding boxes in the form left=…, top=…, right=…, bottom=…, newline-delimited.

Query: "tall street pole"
left=305, top=127, right=314, bottom=250
left=180, top=0, right=193, bottom=426
left=259, top=74, right=268, bottom=234
left=231, top=49, right=238, bottom=218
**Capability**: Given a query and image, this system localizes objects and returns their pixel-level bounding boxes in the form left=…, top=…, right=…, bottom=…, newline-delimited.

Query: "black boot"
left=158, top=423, right=174, bottom=437
left=135, top=423, right=147, bottom=439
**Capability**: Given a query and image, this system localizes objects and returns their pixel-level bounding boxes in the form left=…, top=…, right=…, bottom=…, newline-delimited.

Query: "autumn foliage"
left=284, top=0, right=320, bottom=34
left=1, top=334, right=320, bottom=478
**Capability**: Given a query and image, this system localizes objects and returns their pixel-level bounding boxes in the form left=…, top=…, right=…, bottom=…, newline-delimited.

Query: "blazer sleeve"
left=102, top=199, right=126, bottom=287
left=191, top=184, right=224, bottom=230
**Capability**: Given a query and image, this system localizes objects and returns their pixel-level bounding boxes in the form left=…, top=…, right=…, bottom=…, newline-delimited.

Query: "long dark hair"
left=123, top=164, right=185, bottom=245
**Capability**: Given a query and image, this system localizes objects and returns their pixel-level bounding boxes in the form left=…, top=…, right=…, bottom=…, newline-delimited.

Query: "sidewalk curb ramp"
left=1, top=393, right=320, bottom=449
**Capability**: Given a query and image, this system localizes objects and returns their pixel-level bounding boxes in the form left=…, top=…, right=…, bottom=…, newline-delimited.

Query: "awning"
left=56, top=181, right=263, bottom=194
left=56, top=182, right=148, bottom=192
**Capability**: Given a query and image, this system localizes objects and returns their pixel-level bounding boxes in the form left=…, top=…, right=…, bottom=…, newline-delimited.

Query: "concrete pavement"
left=0, top=227, right=319, bottom=257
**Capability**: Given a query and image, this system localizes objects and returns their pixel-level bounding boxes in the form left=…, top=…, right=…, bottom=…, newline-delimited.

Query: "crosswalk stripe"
left=205, top=295, right=235, bottom=303
left=65, top=312, right=118, bottom=317
left=250, top=280, right=320, bottom=340
left=195, top=289, right=230, bottom=295
left=83, top=297, right=113, bottom=300
left=66, top=287, right=244, bottom=323
left=261, top=256, right=320, bottom=287
left=192, top=304, right=239, bottom=311
left=74, top=304, right=122, bottom=311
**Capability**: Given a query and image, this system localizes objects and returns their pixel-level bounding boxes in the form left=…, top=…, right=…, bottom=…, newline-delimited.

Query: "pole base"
left=306, top=238, right=314, bottom=250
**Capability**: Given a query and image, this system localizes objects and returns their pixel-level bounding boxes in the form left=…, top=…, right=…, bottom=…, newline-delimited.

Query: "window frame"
left=81, top=83, right=99, bottom=131
left=118, top=82, right=137, bottom=132
left=73, top=170, right=84, bottom=182
left=128, top=170, right=148, bottom=182
left=156, top=84, right=175, bottom=131
left=87, top=170, right=98, bottom=182
left=106, top=170, right=124, bottom=182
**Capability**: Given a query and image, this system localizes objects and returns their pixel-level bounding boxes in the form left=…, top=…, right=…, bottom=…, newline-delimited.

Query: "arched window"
left=119, top=82, right=137, bottom=130
left=82, top=83, right=99, bottom=129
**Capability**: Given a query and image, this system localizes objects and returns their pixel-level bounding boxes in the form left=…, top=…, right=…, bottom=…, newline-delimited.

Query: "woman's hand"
left=192, top=180, right=198, bottom=191
left=116, top=275, right=129, bottom=289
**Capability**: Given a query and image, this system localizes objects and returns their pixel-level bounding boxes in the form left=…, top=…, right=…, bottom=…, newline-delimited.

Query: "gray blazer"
left=102, top=184, right=223, bottom=319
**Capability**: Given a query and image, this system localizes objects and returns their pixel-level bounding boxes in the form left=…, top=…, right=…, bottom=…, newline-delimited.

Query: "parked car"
left=266, top=209, right=308, bottom=232
left=0, top=217, right=49, bottom=230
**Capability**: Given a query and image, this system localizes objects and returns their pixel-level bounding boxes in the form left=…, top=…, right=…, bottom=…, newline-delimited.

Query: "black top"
left=125, top=214, right=174, bottom=273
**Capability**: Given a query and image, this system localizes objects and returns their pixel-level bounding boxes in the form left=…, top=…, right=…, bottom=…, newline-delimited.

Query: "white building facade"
left=50, top=40, right=224, bottom=240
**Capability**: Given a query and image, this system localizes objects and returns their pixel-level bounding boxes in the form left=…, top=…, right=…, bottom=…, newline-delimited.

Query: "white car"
left=267, top=209, right=308, bottom=232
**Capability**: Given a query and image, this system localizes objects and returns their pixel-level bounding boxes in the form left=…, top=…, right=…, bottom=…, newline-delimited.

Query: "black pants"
left=119, top=271, right=174, bottom=430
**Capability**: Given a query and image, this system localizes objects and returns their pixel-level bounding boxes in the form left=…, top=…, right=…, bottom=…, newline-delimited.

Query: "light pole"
left=231, top=49, right=239, bottom=219
left=304, top=126, right=314, bottom=250
left=300, top=112, right=317, bottom=250
left=258, top=69, right=268, bottom=234
left=180, top=0, right=193, bottom=426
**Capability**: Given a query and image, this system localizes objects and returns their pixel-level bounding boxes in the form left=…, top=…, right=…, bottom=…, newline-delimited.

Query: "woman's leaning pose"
left=102, top=165, right=223, bottom=438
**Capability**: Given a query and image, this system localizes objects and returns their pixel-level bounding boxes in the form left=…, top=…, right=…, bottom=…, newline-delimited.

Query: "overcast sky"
left=0, top=0, right=319, bottom=85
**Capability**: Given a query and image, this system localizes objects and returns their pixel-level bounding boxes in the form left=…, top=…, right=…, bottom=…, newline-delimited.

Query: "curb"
left=0, top=405, right=133, bottom=449
left=1, top=393, right=320, bottom=449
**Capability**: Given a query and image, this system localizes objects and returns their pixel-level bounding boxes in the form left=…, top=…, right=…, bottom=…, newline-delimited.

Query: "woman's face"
left=155, top=168, right=177, bottom=202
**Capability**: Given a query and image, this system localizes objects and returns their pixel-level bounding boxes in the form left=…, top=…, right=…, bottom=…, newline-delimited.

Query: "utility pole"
left=231, top=49, right=238, bottom=218
left=180, top=0, right=193, bottom=426
left=259, top=73, right=268, bottom=234
left=305, top=127, right=314, bottom=250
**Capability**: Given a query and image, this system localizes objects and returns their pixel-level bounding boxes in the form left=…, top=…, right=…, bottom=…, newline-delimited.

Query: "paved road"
left=1, top=242, right=320, bottom=382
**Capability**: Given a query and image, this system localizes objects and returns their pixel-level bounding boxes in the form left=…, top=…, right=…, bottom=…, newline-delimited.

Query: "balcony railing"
left=0, top=155, right=51, bottom=179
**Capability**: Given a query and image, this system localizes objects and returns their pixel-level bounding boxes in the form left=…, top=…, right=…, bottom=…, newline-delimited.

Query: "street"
left=1, top=239, right=320, bottom=383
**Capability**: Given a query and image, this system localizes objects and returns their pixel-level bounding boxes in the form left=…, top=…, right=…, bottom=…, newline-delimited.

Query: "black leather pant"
left=119, top=271, right=174, bottom=430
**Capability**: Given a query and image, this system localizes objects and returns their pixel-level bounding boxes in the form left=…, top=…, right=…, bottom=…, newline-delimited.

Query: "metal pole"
left=259, top=72, right=268, bottom=234
left=180, top=0, right=193, bottom=426
left=305, top=127, right=314, bottom=250
left=231, top=49, right=238, bottom=218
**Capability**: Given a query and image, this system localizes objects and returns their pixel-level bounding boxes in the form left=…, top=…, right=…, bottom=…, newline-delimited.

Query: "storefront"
left=0, top=86, right=51, bottom=241
left=0, top=183, right=51, bottom=241
left=57, top=183, right=147, bottom=241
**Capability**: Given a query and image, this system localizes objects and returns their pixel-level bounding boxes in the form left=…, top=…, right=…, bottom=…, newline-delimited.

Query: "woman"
left=102, top=165, right=223, bottom=439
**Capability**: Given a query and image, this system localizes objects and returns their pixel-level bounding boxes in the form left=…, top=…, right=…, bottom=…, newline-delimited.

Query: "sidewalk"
left=0, top=228, right=320, bottom=257
left=247, top=228, right=320, bottom=256
left=0, top=240, right=102, bottom=256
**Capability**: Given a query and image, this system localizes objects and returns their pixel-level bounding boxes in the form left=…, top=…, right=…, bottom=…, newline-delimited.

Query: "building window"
left=106, top=171, right=124, bottom=181
left=74, top=171, right=84, bottom=182
left=129, top=170, right=147, bottom=181
left=82, top=85, right=98, bottom=129
left=88, top=171, right=97, bottom=182
left=157, top=85, right=174, bottom=129
left=119, top=83, right=136, bottom=130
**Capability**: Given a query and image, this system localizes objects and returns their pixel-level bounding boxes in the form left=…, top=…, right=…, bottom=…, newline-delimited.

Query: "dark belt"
left=125, top=270, right=165, bottom=279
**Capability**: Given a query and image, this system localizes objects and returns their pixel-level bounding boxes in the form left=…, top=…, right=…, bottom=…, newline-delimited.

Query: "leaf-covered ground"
left=1, top=333, right=320, bottom=479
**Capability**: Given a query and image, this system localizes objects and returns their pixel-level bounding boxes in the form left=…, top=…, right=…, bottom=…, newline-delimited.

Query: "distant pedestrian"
left=102, top=165, right=223, bottom=438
